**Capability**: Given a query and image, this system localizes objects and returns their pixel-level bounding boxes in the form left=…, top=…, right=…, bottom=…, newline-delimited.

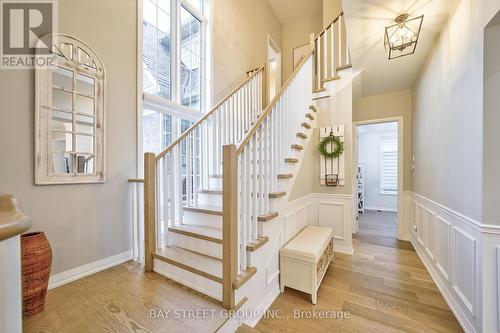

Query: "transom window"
left=35, top=34, right=106, bottom=185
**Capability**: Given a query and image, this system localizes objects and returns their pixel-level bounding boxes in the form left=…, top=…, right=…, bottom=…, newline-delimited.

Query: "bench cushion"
left=280, top=226, right=334, bottom=262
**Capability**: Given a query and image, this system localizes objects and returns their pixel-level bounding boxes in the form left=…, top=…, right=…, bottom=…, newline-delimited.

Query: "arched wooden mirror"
left=35, top=34, right=106, bottom=184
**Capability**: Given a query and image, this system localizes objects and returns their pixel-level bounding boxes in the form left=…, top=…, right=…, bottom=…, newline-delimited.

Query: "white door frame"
left=353, top=116, right=405, bottom=240
left=267, top=34, right=281, bottom=104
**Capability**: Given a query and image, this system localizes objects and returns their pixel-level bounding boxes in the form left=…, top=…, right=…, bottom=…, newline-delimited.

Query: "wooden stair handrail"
left=0, top=194, right=31, bottom=241
left=315, top=12, right=344, bottom=40
left=236, top=50, right=314, bottom=156
left=155, top=67, right=264, bottom=162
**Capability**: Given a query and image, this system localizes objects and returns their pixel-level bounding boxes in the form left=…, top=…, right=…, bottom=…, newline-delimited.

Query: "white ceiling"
left=267, top=0, right=322, bottom=24
left=342, top=0, right=459, bottom=96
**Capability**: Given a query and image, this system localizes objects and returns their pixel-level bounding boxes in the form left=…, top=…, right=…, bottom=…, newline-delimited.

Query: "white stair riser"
left=169, top=232, right=222, bottom=259
left=154, top=259, right=222, bottom=301
left=209, top=177, right=222, bottom=189
left=197, top=192, right=222, bottom=206
left=183, top=210, right=222, bottom=228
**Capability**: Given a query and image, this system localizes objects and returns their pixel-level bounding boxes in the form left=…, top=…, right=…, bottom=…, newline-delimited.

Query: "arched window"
left=35, top=34, right=106, bottom=184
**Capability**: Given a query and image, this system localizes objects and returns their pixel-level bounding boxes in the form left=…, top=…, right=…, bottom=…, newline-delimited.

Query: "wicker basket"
left=21, top=232, right=52, bottom=317
left=316, top=239, right=334, bottom=287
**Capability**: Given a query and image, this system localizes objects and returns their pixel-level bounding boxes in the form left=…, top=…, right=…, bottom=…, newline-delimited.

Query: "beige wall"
left=212, top=0, right=282, bottom=102
left=0, top=0, right=137, bottom=275
left=289, top=82, right=353, bottom=201
left=413, top=0, right=500, bottom=222
left=323, top=0, right=342, bottom=28
left=353, top=89, right=413, bottom=192
left=281, top=10, right=322, bottom=81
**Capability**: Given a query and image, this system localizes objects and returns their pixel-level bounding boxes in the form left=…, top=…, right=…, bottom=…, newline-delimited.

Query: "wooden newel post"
left=222, top=144, right=237, bottom=309
left=144, top=152, right=156, bottom=272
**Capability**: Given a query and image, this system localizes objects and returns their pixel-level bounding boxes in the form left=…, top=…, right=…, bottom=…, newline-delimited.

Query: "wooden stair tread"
left=301, top=122, right=311, bottom=129
left=285, top=157, right=299, bottom=163
left=296, top=132, right=308, bottom=139
left=258, top=211, right=278, bottom=222
left=277, top=174, right=293, bottom=179
left=236, top=324, right=261, bottom=333
left=269, top=191, right=286, bottom=198
left=313, top=87, right=326, bottom=93
left=312, top=95, right=330, bottom=100
left=309, top=105, right=318, bottom=112
left=322, top=75, right=341, bottom=83
left=246, top=237, right=269, bottom=251
left=183, top=204, right=222, bottom=216
left=233, top=267, right=257, bottom=289
left=154, top=246, right=222, bottom=283
left=291, top=144, right=304, bottom=150
left=169, top=224, right=222, bottom=244
left=305, top=113, right=315, bottom=120
left=337, top=64, right=352, bottom=71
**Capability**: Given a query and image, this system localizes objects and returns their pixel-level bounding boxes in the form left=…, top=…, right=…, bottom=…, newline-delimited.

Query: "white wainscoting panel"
left=424, top=209, right=435, bottom=260
left=434, top=216, right=451, bottom=281
left=497, top=246, right=500, bottom=331
left=410, top=193, right=483, bottom=333
left=416, top=204, right=424, bottom=246
left=318, top=202, right=345, bottom=240
left=284, top=193, right=353, bottom=254
left=452, top=227, right=476, bottom=315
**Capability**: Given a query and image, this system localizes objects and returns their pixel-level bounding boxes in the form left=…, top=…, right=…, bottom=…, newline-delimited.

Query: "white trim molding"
left=408, top=192, right=500, bottom=333
left=284, top=193, right=353, bottom=255
left=497, top=246, right=500, bottom=331
left=48, top=250, right=133, bottom=290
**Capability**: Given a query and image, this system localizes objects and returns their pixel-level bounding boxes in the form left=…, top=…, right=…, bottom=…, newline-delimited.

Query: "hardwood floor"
left=256, top=210, right=463, bottom=333
left=23, top=262, right=227, bottom=333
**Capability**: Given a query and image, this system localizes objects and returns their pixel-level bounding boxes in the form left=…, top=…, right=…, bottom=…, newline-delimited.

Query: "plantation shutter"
left=380, top=135, right=398, bottom=194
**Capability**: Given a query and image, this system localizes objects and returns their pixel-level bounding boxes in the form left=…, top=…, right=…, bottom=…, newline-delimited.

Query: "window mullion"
left=172, top=0, right=181, bottom=103
left=71, top=54, right=77, bottom=175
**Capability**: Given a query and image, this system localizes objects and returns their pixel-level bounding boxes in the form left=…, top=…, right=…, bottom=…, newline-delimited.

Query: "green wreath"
left=318, top=134, right=344, bottom=159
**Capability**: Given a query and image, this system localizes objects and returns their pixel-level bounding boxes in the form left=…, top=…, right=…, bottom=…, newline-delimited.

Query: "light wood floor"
left=23, top=262, right=227, bottom=333
left=256, top=210, right=463, bottom=333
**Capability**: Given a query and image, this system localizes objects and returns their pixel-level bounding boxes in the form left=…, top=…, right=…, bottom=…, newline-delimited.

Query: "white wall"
left=413, top=0, right=500, bottom=222
left=483, top=17, right=500, bottom=227
left=412, top=0, right=500, bottom=331
left=358, top=123, right=398, bottom=212
left=0, top=0, right=137, bottom=275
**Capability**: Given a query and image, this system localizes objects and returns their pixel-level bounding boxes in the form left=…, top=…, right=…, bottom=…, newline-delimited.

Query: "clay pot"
left=21, top=232, right=52, bottom=317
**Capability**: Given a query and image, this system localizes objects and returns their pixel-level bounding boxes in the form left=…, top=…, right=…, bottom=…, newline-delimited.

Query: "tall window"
left=180, top=6, right=202, bottom=109
left=380, top=135, right=398, bottom=195
left=143, top=0, right=172, bottom=99
left=142, top=0, right=205, bottom=110
left=142, top=0, right=207, bottom=157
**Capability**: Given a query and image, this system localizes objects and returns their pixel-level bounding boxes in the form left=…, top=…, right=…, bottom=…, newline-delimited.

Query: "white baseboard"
left=364, top=206, right=397, bottom=213
left=246, top=284, right=280, bottom=327
left=48, top=250, right=133, bottom=290
left=333, top=244, right=354, bottom=255
left=411, top=238, right=476, bottom=333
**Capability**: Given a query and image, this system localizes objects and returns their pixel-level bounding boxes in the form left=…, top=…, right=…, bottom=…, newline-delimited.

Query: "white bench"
left=279, top=225, right=334, bottom=304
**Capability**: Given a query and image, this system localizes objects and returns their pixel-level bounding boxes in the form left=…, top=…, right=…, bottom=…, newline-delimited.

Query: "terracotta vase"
left=21, top=232, right=52, bottom=317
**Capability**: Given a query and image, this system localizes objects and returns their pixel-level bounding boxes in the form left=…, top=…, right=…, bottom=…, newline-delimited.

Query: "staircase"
left=136, top=12, right=351, bottom=313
